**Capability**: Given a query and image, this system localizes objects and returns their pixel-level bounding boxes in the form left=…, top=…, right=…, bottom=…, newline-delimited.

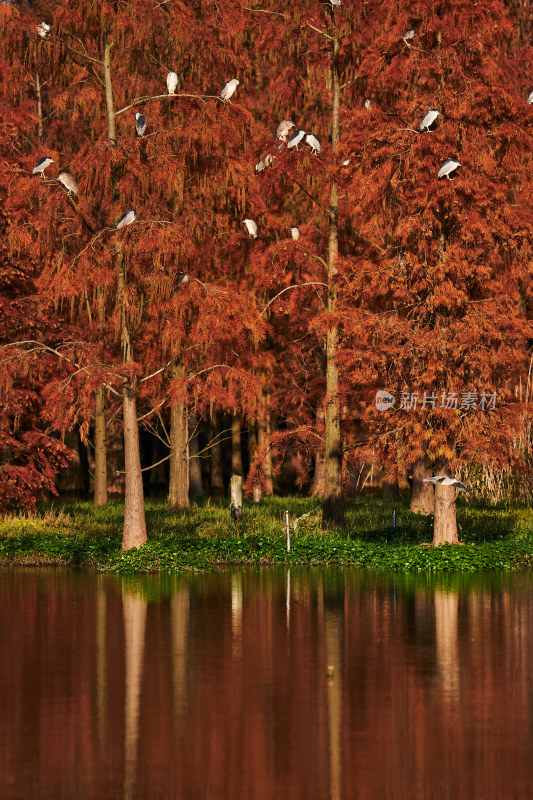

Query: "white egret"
left=220, top=79, right=239, bottom=102
left=420, top=109, right=440, bottom=132
left=37, top=21, right=50, bottom=38
left=290, top=226, right=301, bottom=240
left=528, top=90, right=533, bottom=104
left=167, top=71, right=178, bottom=95
left=242, top=219, right=257, bottom=239
left=116, top=210, right=136, bottom=229
left=438, top=158, right=462, bottom=179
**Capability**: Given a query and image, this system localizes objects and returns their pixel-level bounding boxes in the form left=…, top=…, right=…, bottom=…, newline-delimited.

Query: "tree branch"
left=259, top=282, right=328, bottom=316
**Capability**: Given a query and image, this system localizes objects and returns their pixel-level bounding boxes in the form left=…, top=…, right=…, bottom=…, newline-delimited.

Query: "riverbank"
left=0, top=496, right=531, bottom=573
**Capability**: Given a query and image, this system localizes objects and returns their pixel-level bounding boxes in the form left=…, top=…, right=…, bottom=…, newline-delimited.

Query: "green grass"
left=0, top=495, right=531, bottom=574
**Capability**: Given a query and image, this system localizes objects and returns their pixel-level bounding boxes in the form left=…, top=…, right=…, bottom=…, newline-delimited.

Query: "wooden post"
left=230, top=474, right=243, bottom=521
left=285, top=510, right=291, bottom=552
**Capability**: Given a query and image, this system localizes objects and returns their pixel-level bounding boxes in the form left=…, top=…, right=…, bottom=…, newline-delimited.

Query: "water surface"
left=0, top=567, right=531, bottom=799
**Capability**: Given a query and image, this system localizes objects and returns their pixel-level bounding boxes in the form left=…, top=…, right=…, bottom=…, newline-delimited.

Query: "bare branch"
left=259, top=282, right=328, bottom=317
left=114, top=93, right=221, bottom=117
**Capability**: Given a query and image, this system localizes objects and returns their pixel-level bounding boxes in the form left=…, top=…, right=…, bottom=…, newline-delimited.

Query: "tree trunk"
left=432, top=484, right=460, bottom=545
left=231, top=415, right=243, bottom=476
left=230, top=474, right=243, bottom=521
left=121, top=380, right=147, bottom=550
left=93, top=385, right=108, bottom=507
left=311, top=405, right=325, bottom=497
left=209, top=412, right=225, bottom=496
left=168, top=400, right=189, bottom=510
left=188, top=415, right=204, bottom=497
left=117, top=242, right=147, bottom=551
left=410, top=455, right=434, bottom=515
left=322, top=31, right=344, bottom=531
left=257, top=397, right=274, bottom=496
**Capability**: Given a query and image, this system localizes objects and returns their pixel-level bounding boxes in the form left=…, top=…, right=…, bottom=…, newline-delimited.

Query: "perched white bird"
left=220, top=78, right=239, bottom=102
left=403, top=28, right=415, bottom=41
left=438, top=158, right=462, bottom=179
left=423, top=476, right=469, bottom=493
left=287, top=129, right=306, bottom=149
left=305, top=133, right=321, bottom=154
left=116, top=210, right=136, bottom=229
left=330, top=0, right=341, bottom=6
left=135, top=112, right=147, bottom=137
left=277, top=120, right=295, bottom=142
left=166, top=71, right=178, bottom=96
left=57, top=172, right=78, bottom=196
left=420, top=109, right=440, bottom=132
left=37, top=20, right=50, bottom=38
left=364, top=98, right=375, bottom=110
left=528, top=90, right=533, bottom=104
left=177, top=272, right=189, bottom=285
left=290, top=226, right=301, bottom=240
left=255, top=153, right=273, bottom=172
left=32, top=156, right=54, bottom=176
left=342, top=158, right=351, bottom=166
left=242, top=218, right=257, bottom=239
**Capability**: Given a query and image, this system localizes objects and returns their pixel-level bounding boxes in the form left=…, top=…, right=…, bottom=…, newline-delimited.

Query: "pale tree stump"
left=433, top=483, right=460, bottom=545
left=230, top=474, right=243, bottom=521
left=252, top=484, right=261, bottom=503
left=410, top=455, right=434, bottom=515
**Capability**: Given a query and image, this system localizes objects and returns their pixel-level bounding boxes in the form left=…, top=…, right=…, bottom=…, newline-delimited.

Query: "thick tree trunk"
left=311, top=405, right=325, bottom=497
left=209, top=412, right=225, bottom=496
left=93, top=386, right=108, bottom=506
left=188, top=415, right=204, bottom=497
left=231, top=415, right=243, bottom=476
left=117, top=241, right=147, bottom=551
left=121, top=381, right=147, bottom=550
left=432, top=484, right=459, bottom=545
left=257, top=398, right=274, bottom=496
left=322, top=32, right=344, bottom=531
left=168, top=401, right=189, bottom=510
left=410, top=456, right=434, bottom=515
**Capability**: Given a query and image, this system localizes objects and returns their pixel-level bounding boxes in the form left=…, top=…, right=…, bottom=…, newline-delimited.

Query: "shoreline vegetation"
left=0, top=497, right=531, bottom=574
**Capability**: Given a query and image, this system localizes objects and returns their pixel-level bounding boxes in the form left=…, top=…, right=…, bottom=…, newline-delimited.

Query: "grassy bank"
left=0, top=496, right=532, bottom=574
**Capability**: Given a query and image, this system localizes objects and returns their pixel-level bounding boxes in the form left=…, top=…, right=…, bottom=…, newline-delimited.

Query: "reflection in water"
left=434, top=589, right=459, bottom=705
left=122, top=585, right=146, bottom=800
left=0, top=568, right=532, bottom=800
left=170, top=587, right=189, bottom=717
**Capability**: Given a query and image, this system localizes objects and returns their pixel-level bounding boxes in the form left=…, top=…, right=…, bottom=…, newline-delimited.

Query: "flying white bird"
left=438, top=158, right=462, bottom=179
left=403, top=28, right=415, bottom=42
left=242, top=219, right=257, bottom=239
left=57, top=172, right=78, bottom=196
left=423, top=476, right=469, bottom=493
left=116, top=210, right=136, bottom=229
left=166, top=71, right=178, bottom=96
left=305, top=133, right=321, bottom=154
left=37, top=21, right=50, bottom=38
left=277, top=120, right=295, bottom=142
left=420, top=109, right=440, bottom=132
left=255, top=153, right=273, bottom=172
left=32, top=156, right=54, bottom=176
left=220, top=79, right=239, bottom=102
left=290, top=226, right=301, bottom=240
left=135, top=112, right=147, bottom=137
left=287, top=129, right=306, bottom=150
left=528, top=90, right=533, bottom=104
